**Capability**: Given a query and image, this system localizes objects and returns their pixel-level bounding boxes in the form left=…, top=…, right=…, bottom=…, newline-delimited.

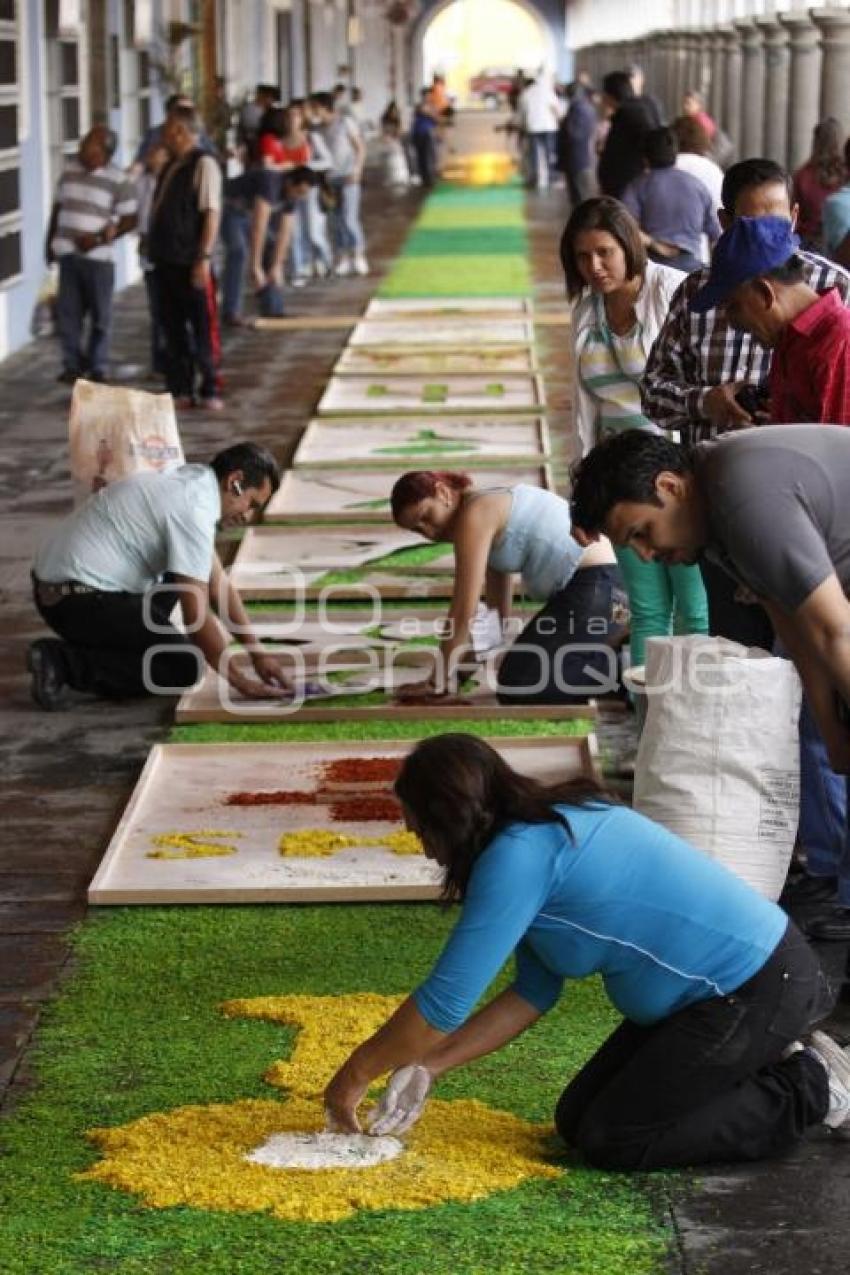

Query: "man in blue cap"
left=691, top=215, right=850, bottom=425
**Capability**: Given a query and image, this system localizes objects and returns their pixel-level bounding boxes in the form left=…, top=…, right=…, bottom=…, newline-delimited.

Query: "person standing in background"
left=519, top=70, right=561, bottom=191
left=597, top=72, right=656, bottom=200
left=673, top=116, right=723, bottom=209
left=557, top=81, right=598, bottom=207
left=823, top=137, right=850, bottom=262
left=793, top=119, right=845, bottom=252
left=311, top=91, right=369, bottom=277
left=622, top=127, right=720, bottom=274
left=148, top=106, right=223, bottom=411
left=46, top=125, right=137, bottom=385
left=560, top=196, right=707, bottom=674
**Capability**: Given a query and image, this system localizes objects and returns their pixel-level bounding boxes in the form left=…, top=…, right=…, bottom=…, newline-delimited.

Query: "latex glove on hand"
left=367, top=1064, right=432, bottom=1136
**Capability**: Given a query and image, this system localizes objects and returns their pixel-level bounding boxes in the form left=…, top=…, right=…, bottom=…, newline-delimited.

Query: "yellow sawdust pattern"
left=148, top=830, right=242, bottom=859
left=277, top=829, right=422, bottom=858
left=78, top=993, right=560, bottom=1221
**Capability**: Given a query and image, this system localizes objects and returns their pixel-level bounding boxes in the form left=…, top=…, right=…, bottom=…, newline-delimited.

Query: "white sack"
left=633, top=635, right=802, bottom=900
left=69, top=379, right=184, bottom=505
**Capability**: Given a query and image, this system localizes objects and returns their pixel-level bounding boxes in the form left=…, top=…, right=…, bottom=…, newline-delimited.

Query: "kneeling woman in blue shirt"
left=324, top=734, right=848, bottom=1169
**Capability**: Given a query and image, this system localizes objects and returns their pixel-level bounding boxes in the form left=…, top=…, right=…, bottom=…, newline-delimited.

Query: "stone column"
left=655, top=30, right=676, bottom=123
left=780, top=11, right=821, bottom=171
left=735, top=18, right=765, bottom=160
left=720, top=25, right=742, bottom=156
left=708, top=28, right=726, bottom=125
left=811, top=8, right=850, bottom=137
left=758, top=16, right=790, bottom=167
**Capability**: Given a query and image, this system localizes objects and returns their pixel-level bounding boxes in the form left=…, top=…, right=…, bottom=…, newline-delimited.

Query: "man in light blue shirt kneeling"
left=29, top=442, right=291, bottom=708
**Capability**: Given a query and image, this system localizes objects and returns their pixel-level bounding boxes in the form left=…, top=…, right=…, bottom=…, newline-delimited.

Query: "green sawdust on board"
left=170, top=718, right=593, bottom=745
left=246, top=597, right=539, bottom=614
left=0, top=905, right=669, bottom=1274
left=372, top=438, right=476, bottom=455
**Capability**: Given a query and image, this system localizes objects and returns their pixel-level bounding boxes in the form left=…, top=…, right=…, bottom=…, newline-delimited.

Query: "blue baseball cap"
left=690, top=216, right=801, bottom=314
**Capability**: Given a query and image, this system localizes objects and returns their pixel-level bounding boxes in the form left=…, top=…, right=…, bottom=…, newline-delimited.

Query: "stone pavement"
left=1, top=133, right=850, bottom=1272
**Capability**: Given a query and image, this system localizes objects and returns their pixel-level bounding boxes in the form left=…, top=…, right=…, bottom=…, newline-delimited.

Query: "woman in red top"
left=258, top=107, right=310, bottom=170
left=681, top=90, right=716, bottom=142
left=792, top=118, right=845, bottom=250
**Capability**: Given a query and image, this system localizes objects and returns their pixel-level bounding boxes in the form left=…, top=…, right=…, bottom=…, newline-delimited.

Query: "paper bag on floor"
left=69, top=379, right=184, bottom=505
left=633, top=635, right=802, bottom=900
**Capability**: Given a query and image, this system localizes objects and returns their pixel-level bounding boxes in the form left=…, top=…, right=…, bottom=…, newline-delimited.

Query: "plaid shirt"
left=640, top=250, right=850, bottom=444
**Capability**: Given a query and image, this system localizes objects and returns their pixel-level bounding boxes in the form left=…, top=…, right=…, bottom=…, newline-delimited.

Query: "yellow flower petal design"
left=78, top=993, right=561, bottom=1221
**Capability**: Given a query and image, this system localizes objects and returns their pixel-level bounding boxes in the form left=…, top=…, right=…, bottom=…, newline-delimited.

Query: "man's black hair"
left=570, top=431, right=693, bottom=534
left=211, top=443, right=281, bottom=494
left=721, top=158, right=791, bottom=214
left=311, top=91, right=334, bottom=112
left=645, top=126, right=677, bottom=169
left=165, top=93, right=182, bottom=112
left=602, top=71, right=634, bottom=104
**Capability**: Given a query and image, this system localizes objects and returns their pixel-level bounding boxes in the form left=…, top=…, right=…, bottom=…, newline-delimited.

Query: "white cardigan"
left=570, top=260, right=685, bottom=456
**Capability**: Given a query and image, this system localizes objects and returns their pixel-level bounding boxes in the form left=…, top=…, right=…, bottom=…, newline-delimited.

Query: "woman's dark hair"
left=809, top=117, right=844, bottom=189
left=721, top=158, right=791, bottom=214
left=259, top=106, right=288, bottom=139
left=211, top=442, right=281, bottom=494
left=390, top=470, right=472, bottom=522
left=560, top=197, right=647, bottom=299
left=673, top=115, right=710, bottom=157
left=569, top=430, right=693, bottom=534
left=645, top=126, right=678, bottom=169
left=394, top=734, right=609, bottom=903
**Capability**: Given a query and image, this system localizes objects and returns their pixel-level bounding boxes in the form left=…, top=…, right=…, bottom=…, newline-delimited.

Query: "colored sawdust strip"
left=378, top=254, right=532, bottom=298
left=0, top=905, right=671, bottom=1272
left=416, top=206, right=525, bottom=230
left=402, top=227, right=528, bottom=257
left=169, top=717, right=593, bottom=745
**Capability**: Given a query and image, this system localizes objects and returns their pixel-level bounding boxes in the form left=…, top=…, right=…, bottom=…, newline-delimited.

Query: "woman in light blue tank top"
left=390, top=470, right=628, bottom=704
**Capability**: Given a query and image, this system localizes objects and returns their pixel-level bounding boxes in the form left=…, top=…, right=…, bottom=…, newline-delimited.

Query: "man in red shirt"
left=691, top=215, right=850, bottom=424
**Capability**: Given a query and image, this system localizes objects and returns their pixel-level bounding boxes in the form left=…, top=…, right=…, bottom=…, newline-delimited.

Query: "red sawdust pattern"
left=225, top=791, right=318, bottom=806
left=329, top=796, right=402, bottom=823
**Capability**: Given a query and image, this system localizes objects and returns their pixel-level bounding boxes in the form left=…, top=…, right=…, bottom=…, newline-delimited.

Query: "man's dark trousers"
left=55, top=254, right=115, bottom=378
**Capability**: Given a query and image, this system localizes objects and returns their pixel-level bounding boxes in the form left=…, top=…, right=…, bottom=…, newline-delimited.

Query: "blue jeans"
left=55, top=254, right=115, bottom=376
left=331, top=179, right=365, bottom=253
left=799, top=696, right=850, bottom=902
left=221, top=203, right=250, bottom=320
left=529, top=132, right=555, bottom=188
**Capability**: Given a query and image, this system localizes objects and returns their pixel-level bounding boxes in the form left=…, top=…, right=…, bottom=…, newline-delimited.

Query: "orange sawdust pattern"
left=78, top=993, right=561, bottom=1221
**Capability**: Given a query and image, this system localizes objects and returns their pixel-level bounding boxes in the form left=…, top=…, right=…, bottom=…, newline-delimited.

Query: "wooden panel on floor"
left=317, top=373, right=545, bottom=417
left=348, top=318, right=535, bottom=347
left=334, top=346, right=538, bottom=376
left=292, top=416, right=550, bottom=468
left=175, top=654, right=597, bottom=725
left=88, top=736, right=598, bottom=905
left=365, top=297, right=531, bottom=316
left=232, top=524, right=431, bottom=571
left=263, top=465, right=552, bottom=522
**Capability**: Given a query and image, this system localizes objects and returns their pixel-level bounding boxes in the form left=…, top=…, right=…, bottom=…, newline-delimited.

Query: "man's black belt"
left=32, top=576, right=102, bottom=606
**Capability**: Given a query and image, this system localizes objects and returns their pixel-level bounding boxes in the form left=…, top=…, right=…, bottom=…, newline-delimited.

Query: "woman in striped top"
left=561, top=197, right=708, bottom=670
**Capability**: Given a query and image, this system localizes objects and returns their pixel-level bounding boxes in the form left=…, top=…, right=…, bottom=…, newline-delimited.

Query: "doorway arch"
left=411, top=0, right=556, bottom=107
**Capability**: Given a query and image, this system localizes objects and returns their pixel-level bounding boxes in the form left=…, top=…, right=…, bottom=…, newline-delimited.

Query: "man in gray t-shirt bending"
left=569, top=424, right=850, bottom=938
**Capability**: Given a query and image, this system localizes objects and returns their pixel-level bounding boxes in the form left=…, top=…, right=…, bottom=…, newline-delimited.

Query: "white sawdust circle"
left=245, top=1130, right=404, bottom=1171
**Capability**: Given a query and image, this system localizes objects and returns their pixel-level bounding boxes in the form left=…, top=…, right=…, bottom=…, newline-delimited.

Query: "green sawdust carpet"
left=378, top=253, right=531, bottom=298
left=401, top=227, right=528, bottom=257
left=378, top=180, right=530, bottom=298
left=0, top=906, right=670, bottom=1275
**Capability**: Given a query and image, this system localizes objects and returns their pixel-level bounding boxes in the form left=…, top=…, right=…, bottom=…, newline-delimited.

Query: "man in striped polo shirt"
left=46, top=125, right=137, bottom=384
